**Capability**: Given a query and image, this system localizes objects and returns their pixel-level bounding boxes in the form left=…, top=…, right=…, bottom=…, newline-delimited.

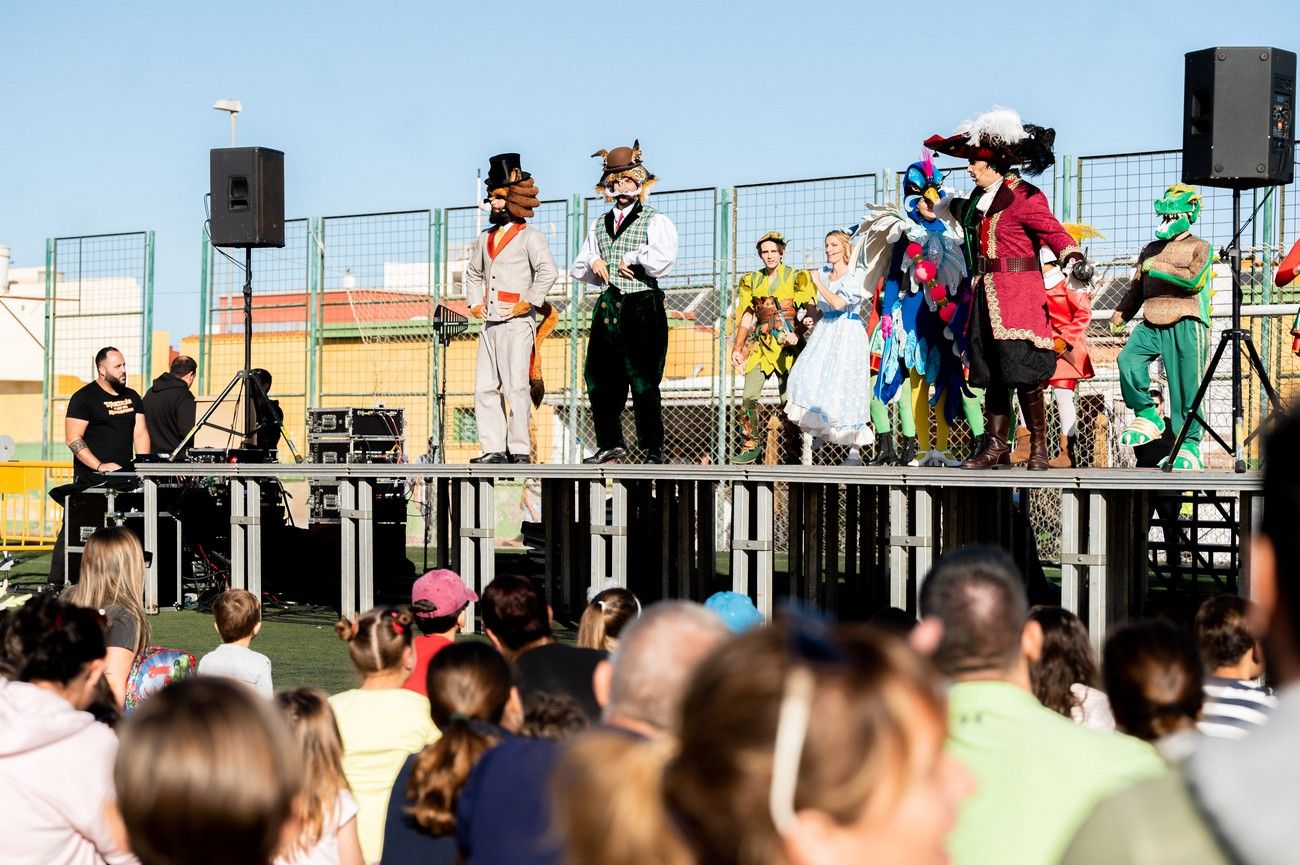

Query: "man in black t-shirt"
left=65, top=346, right=150, bottom=478
left=480, top=574, right=607, bottom=721
left=51, top=347, right=151, bottom=584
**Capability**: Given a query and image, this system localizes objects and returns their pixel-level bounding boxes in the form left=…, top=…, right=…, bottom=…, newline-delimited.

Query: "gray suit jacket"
left=464, top=224, right=558, bottom=322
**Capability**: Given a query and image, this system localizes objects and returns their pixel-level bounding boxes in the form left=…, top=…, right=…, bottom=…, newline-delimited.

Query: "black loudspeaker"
left=1183, top=47, right=1296, bottom=189
left=209, top=147, right=285, bottom=248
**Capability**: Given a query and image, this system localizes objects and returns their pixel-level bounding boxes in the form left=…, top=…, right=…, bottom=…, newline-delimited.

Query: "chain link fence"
left=43, top=232, right=153, bottom=454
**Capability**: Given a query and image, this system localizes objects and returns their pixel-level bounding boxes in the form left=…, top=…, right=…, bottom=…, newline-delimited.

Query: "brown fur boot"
left=1048, top=435, right=1075, bottom=469
left=1009, top=425, right=1031, bottom=465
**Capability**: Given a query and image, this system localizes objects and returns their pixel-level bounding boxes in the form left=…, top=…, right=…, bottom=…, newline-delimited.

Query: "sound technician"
left=51, top=346, right=151, bottom=583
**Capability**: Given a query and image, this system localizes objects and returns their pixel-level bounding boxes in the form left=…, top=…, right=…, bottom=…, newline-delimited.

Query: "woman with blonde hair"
left=576, top=587, right=640, bottom=652
left=784, top=230, right=875, bottom=455
left=63, top=525, right=149, bottom=709
left=553, top=619, right=972, bottom=865
left=329, top=606, right=438, bottom=864
left=275, top=689, right=364, bottom=865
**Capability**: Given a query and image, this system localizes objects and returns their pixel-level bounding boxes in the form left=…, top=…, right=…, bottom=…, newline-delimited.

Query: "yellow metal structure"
left=0, top=461, right=70, bottom=551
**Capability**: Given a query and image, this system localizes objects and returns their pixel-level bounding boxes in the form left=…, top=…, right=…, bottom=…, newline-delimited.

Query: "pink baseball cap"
left=411, top=569, right=478, bottom=618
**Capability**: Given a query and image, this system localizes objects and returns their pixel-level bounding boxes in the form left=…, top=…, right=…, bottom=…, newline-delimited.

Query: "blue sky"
left=2, top=0, right=1297, bottom=341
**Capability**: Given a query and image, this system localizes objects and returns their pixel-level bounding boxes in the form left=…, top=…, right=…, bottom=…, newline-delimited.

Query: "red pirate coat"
left=1046, top=281, right=1094, bottom=381
left=966, top=175, right=1084, bottom=350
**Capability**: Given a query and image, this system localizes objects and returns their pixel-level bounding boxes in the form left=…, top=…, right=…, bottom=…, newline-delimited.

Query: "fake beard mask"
left=488, top=205, right=511, bottom=226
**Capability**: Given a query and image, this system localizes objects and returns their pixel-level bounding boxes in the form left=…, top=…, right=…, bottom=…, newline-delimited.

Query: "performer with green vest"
left=571, top=141, right=680, bottom=464
left=729, top=231, right=818, bottom=464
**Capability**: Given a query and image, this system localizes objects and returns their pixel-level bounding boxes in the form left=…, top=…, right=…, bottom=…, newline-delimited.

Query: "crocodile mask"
left=1154, top=183, right=1202, bottom=240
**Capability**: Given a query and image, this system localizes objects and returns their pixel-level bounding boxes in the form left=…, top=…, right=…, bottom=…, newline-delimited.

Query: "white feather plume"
left=966, top=106, right=1028, bottom=146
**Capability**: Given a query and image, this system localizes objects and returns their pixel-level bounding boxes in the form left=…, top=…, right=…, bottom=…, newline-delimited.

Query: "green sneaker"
left=1170, top=443, right=1205, bottom=471
left=731, top=443, right=763, bottom=465
left=1120, top=409, right=1166, bottom=447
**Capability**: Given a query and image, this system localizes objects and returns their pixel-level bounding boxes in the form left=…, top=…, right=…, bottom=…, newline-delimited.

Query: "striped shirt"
left=1198, top=675, right=1278, bottom=739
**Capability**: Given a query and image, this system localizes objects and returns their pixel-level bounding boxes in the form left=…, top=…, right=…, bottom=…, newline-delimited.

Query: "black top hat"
left=485, top=153, right=532, bottom=193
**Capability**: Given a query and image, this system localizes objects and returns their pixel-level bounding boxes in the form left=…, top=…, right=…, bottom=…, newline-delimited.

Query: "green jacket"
left=1059, top=769, right=1230, bottom=865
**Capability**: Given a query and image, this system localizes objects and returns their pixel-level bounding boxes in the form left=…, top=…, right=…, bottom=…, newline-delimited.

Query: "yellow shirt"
left=329, top=687, right=439, bottom=863
left=733, top=264, right=816, bottom=375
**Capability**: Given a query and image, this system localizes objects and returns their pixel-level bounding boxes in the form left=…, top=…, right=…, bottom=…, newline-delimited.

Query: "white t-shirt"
left=198, top=643, right=273, bottom=698
left=1069, top=683, right=1116, bottom=731
left=275, top=790, right=358, bottom=865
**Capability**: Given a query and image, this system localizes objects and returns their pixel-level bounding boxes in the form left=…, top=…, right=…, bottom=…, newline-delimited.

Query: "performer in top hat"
left=464, top=153, right=558, bottom=464
left=926, top=107, right=1090, bottom=470
left=570, top=140, right=679, bottom=464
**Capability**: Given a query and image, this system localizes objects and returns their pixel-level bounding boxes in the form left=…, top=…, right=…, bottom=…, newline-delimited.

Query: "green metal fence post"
left=715, top=187, right=732, bottom=465
left=41, top=238, right=55, bottom=458
left=430, top=208, right=444, bottom=459
left=1057, top=157, right=1074, bottom=222
left=307, top=217, right=324, bottom=407
left=1260, top=188, right=1276, bottom=427
left=143, top=231, right=155, bottom=378
left=1075, top=158, right=1085, bottom=227
left=569, top=193, right=584, bottom=462
left=198, top=226, right=211, bottom=394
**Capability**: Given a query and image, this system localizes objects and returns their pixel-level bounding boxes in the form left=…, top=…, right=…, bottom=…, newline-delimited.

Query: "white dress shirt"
left=570, top=202, right=679, bottom=286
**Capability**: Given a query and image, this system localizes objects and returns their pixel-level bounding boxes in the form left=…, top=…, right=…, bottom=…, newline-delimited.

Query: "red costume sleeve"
left=1277, top=239, right=1300, bottom=288
left=1058, top=285, right=1092, bottom=350
left=1019, top=190, right=1084, bottom=265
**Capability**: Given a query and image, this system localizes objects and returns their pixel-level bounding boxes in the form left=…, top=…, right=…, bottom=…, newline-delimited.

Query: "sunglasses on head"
left=769, top=606, right=846, bottom=835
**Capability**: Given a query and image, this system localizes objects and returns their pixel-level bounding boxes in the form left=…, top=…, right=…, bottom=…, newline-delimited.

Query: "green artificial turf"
left=150, top=608, right=359, bottom=695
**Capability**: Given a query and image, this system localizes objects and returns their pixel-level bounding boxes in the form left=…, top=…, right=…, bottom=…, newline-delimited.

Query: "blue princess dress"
left=784, top=264, right=875, bottom=447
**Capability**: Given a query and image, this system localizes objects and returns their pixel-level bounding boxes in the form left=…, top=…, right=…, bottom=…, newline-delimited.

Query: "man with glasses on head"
left=570, top=140, right=679, bottom=464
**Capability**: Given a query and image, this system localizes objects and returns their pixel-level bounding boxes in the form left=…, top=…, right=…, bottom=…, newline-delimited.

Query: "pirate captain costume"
left=570, top=141, right=679, bottom=464
left=926, top=108, right=1089, bottom=470
left=463, top=153, right=558, bottom=464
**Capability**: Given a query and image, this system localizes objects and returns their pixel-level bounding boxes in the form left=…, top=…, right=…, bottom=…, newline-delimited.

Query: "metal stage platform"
left=133, top=464, right=1261, bottom=651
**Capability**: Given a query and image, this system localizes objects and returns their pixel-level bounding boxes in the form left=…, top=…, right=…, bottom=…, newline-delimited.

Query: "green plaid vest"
left=596, top=204, right=661, bottom=293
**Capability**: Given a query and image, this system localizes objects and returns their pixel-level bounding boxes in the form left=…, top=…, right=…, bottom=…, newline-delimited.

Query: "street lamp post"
left=212, top=99, right=242, bottom=146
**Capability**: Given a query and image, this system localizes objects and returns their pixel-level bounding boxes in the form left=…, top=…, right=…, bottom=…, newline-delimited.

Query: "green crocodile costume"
left=1112, top=184, right=1213, bottom=471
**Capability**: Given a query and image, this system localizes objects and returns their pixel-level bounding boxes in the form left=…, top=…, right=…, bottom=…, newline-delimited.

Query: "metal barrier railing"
left=0, top=461, right=72, bottom=551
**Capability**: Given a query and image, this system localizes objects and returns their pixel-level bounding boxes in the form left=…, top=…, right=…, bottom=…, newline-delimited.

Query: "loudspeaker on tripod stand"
left=209, top=147, right=286, bottom=248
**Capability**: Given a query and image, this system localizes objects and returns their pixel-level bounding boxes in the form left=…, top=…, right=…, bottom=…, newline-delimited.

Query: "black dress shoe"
left=509, top=454, right=531, bottom=464
left=469, top=452, right=509, bottom=464
left=582, top=446, right=628, bottom=464
left=643, top=451, right=664, bottom=464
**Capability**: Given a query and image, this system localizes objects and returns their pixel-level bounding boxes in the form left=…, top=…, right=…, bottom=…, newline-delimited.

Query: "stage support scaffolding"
left=134, top=465, right=1260, bottom=638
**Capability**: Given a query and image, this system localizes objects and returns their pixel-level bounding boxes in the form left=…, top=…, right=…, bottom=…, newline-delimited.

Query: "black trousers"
left=584, top=288, right=669, bottom=452
left=968, top=281, right=1054, bottom=396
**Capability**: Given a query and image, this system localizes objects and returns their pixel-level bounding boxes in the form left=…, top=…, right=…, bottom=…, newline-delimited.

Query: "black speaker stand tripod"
left=173, top=247, right=301, bottom=460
